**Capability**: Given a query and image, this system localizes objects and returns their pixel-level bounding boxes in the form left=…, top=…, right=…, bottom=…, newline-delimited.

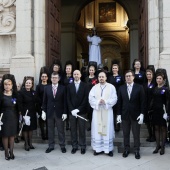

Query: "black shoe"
left=0, top=146, right=4, bottom=151
left=42, top=136, right=46, bottom=140
left=150, top=137, right=156, bottom=142
left=5, top=156, right=10, bottom=160
left=153, top=146, right=161, bottom=154
left=61, top=147, right=66, bottom=153
left=146, top=137, right=151, bottom=142
left=81, top=149, right=86, bottom=154
left=135, top=151, right=140, bottom=159
left=108, top=151, right=113, bottom=157
left=24, top=145, right=30, bottom=151
left=93, top=151, right=99, bottom=156
left=71, top=148, right=78, bottom=154
left=122, top=151, right=129, bottom=158
left=14, top=137, right=19, bottom=143
left=93, top=151, right=103, bottom=156
left=9, top=151, right=15, bottom=160
left=45, top=148, right=54, bottom=153
left=29, top=145, right=35, bottom=149
left=160, top=147, right=165, bottom=155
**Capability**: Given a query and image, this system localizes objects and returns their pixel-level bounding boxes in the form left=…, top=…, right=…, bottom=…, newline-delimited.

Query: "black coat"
left=18, top=88, right=39, bottom=131
left=42, top=84, right=66, bottom=119
left=118, top=83, right=145, bottom=120
left=67, top=82, right=88, bottom=115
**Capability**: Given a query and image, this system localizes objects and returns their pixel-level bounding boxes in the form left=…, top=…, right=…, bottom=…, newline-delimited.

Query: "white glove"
left=163, top=113, right=168, bottom=121
left=0, top=121, right=3, bottom=130
left=0, top=121, right=3, bottom=126
left=36, top=112, right=40, bottom=119
left=41, top=111, right=46, bottom=121
left=23, top=115, right=31, bottom=126
left=62, top=114, right=67, bottom=121
left=71, top=109, right=79, bottom=118
left=117, top=115, right=122, bottom=123
left=137, top=114, right=144, bottom=124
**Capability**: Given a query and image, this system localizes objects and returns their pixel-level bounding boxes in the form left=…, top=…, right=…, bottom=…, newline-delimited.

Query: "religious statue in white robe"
left=89, top=83, right=117, bottom=153
left=87, top=35, right=102, bottom=66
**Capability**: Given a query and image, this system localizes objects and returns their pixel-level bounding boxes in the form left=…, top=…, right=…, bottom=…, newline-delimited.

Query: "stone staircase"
left=32, top=122, right=157, bottom=150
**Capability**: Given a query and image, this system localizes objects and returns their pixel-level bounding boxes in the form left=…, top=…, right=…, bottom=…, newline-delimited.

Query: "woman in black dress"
left=0, top=74, right=18, bottom=160
left=85, top=64, right=98, bottom=131
left=144, top=69, right=156, bottom=142
left=18, top=77, right=39, bottom=151
left=132, top=59, right=146, bottom=85
left=49, top=59, right=63, bottom=84
left=151, top=73, right=169, bottom=155
left=61, top=61, right=74, bottom=130
left=36, top=71, right=49, bottom=140
left=108, top=63, right=124, bottom=132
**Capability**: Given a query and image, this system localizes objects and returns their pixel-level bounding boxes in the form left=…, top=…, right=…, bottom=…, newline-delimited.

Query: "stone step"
left=30, top=124, right=156, bottom=147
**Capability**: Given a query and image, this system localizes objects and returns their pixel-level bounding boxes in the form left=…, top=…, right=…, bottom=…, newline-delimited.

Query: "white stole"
left=95, top=83, right=110, bottom=136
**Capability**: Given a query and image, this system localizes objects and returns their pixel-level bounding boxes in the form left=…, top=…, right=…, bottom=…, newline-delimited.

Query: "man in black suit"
left=42, top=72, right=67, bottom=153
left=67, top=70, right=88, bottom=154
left=117, top=70, right=145, bottom=159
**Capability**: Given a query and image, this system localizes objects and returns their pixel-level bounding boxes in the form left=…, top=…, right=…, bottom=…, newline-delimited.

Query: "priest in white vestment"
left=87, top=28, right=102, bottom=66
left=89, top=72, right=117, bottom=156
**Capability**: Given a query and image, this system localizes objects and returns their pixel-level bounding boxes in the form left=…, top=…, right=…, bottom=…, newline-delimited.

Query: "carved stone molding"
left=0, top=0, right=16, bottom=34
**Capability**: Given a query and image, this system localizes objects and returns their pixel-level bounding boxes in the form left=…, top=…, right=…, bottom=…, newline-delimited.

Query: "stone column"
left=148, top=0, right=160, bottom=67
left=61, top=22, right=76, bottom=66
left=159, top=0, right=170, bottom=75
left=10, top=0, right=35, bottom=84
left=34, top=0, right=46, bottom=84
left=127, top=19, right=138, bottom=67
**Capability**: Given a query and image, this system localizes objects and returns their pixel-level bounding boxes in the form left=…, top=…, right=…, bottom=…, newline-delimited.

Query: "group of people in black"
left=0, top=58, right=169, bottom=161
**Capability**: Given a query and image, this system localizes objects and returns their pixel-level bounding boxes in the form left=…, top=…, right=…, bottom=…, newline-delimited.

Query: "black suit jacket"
left=67, top=82, right=88, bottom=115
left=117, top=83, right=145, bottom=120
left=42, top=84, right=66, bottom=119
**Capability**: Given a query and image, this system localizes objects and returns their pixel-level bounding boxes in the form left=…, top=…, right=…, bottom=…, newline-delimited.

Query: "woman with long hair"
left=85, top=62, right=98, bottom=131
left=108, top=61, right=124, bottom=132
left=0, top=74, right=18, bottom=160
left=151, top=73, right=169, bottom=155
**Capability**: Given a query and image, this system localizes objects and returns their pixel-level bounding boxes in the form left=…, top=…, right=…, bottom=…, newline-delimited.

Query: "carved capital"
left=0, top=0, right=16, bottom=34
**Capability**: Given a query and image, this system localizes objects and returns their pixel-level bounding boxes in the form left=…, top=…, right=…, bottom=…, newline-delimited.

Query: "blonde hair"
left=4, top=79, right=12, bottom=85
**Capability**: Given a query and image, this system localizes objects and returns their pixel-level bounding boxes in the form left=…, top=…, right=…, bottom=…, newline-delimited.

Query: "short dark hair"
left=51, top=72, right=59, bottom=77
left=125, top=70, right=135, bottom=77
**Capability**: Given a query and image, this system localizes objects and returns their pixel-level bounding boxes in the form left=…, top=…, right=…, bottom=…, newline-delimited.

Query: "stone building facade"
left=0, top=0, right=170, bottom=84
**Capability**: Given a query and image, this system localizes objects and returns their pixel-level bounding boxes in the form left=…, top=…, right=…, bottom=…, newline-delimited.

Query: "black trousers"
left=70, top=114, right=86, bottom=149
left=122, top=116, right=141, bottom=152
left=47, top=113, right=65, bottom=149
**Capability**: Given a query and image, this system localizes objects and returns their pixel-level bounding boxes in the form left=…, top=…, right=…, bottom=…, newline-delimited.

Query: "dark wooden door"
left=46, top=0, right=61, bottom=67
left=138, top=0, right=148, bottom=67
